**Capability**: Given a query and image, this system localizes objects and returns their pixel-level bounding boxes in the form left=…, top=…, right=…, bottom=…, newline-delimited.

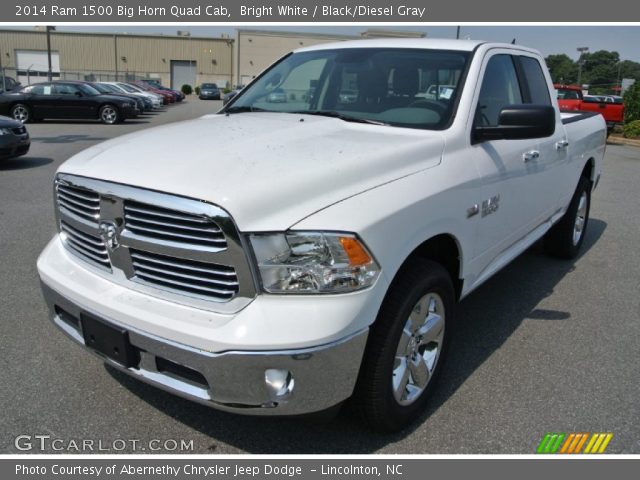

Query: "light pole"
left=617, top=61, right=623, bottom=96
left=177, top=30, right=192, bottom=89
left=46, top=26, right=56, bottom=81
left=576, top=46, right=589, bottom=87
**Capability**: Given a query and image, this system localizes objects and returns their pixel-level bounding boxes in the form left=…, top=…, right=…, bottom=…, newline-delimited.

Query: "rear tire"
left=354, top=258, right=455, bottom=432
left=10, top=104, right=31, bottom=123
left=544, top=175, right=591, bottom=259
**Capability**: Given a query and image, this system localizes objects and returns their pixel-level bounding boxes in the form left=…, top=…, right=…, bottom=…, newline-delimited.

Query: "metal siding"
left=236, top=31, right=353, bottom=83
left=0, top=30, right=232, bottom=84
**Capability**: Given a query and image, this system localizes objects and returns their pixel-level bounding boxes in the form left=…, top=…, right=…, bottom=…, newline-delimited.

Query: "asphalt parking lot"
left=1, top=100, right=639, bottom=454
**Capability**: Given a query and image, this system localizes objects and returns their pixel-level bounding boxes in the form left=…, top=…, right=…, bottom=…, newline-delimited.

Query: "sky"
left=3, top=25, right=640, bottom=62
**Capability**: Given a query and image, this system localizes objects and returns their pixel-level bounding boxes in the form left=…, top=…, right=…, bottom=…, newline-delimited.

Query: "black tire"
left=99, top=104, right=121, bottom=125
left=10, top=103, right=31, bottom=123
left=354, top=258, right=455, bottom=432
left=544, top=175, right=591, bottom=259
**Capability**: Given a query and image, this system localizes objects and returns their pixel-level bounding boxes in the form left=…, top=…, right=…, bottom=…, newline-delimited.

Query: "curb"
left=607, top=135, right=640, bottom=148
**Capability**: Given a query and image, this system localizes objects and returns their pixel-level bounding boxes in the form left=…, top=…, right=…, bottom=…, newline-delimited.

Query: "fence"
left=1, top=67, right=151, bottom=88
left=0, top=67, right=232, bottom=92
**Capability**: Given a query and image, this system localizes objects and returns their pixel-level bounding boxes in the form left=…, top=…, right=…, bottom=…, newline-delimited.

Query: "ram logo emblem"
left=98, top=221, right=119, bottom=250
left=481, top=195, right=500, bottom=217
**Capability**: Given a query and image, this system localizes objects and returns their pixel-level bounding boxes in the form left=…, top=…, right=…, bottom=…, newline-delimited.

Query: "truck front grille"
left=54, top=175, right=255, bottom=310
left=60, top=221, right=110, bottom=270
left=130, top=249, right=239, bottom=301
left=124, top=200, right=227, bottom=249
left=56, top=183, right=100, bottom=224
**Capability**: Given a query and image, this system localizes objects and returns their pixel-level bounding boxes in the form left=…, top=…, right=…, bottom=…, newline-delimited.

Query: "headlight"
left=250, top=232, right=380, bottom=294
left=0, top=128, right=12, bottom=136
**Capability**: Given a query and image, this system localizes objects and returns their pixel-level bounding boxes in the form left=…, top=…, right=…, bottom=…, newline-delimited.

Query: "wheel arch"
left=582, top=157, right=596, bottom=184
left=393, top=233, right=463, bottom=301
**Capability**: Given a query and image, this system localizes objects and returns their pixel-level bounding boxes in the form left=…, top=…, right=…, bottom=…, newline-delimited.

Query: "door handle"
left=555, top=139, right=570, bottom=149
left=523, top=150, right=540, bottom=162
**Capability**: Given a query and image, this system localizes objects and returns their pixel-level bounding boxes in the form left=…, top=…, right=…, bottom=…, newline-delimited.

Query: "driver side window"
left=475, top=55, right=522, bottom=127
left=54, top=83, right=78, bottom=95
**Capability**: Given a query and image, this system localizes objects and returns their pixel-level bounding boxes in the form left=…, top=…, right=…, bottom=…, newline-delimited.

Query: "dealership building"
left=0, top=28, right=424, bottom=89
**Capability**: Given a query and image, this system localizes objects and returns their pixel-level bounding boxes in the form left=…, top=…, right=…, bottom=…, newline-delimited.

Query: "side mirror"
left=473, top=104, right=556, bottom=143
left=75, top=91, right=83, bottom=97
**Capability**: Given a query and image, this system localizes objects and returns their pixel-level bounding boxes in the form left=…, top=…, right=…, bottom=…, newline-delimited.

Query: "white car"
left=104, top=82, right=163, bottom=109
left=38, top=39, right=605, bottom=432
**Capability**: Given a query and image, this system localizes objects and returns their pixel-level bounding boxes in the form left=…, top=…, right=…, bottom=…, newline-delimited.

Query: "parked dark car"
left=199, top=83, right=221, bottom=100
left=0, top=81, right=139, bottom=124
left=89, top=82, right=148, bottom=112
left=0, top=76, right=21, bottom=93
left=0, top=115, right=30, bottom=160
left=222, top=85, right=245, bottom=105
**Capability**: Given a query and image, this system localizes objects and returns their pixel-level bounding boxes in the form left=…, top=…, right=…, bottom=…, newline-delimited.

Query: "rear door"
left=515, top=54, right=568, bottom=214
left=24, top=83, right=59, bottom=118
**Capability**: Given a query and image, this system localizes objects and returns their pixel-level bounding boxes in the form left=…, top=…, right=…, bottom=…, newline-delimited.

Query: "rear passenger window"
left=476, top=54, right=522, bottom=127
left=520, top=56, right=551, bottom=105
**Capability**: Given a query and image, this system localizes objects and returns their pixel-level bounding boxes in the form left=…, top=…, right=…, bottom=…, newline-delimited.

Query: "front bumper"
left=41, top=282, right=368, bottom=415
left=0, top=133, right=30, bottom=159
left=121, top=106, right=139, bottom=119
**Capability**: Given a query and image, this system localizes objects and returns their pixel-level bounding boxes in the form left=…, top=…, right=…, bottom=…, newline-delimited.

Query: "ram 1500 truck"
left=555, top=83, right=624, bottom=134
left=38, top=39, right=606, bottom=432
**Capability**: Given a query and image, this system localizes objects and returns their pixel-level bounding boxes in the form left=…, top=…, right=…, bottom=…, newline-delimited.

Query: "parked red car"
left=130, top=82, right=174, bottom=104
left=555, top=84, right=624, bottom=134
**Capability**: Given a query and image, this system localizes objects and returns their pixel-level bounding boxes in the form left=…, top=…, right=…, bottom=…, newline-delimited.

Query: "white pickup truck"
left=38, top=39, right=606, bottom=432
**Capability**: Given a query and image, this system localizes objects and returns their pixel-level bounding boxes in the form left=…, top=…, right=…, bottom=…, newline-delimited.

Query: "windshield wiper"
left=224, top=106, right=269, bottom=114
left=291, top=110, right=387, bottom=126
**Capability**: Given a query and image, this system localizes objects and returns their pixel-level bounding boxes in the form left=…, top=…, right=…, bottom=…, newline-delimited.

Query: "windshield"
left=556, top=88, right=581, bottom=100
left=201, top=83, right=218, bottom=89
left=227, top=48, right=470, bottom=130
left=92, top=83, right=115, bottom=94
left=118, top=83, right=137, bottom=93
left=77, top=83, right=101, bottom=96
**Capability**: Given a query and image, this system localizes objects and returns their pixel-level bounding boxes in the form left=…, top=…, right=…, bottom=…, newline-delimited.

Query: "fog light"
left=265, top=369, right=294, bottom=401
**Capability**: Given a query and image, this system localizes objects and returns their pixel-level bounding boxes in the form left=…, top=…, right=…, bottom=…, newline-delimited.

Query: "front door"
left=470, top=52, right=560, bottom=274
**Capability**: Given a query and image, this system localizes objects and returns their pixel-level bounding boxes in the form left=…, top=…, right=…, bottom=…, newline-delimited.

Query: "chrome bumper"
left=40, top=282, right=368, bottom=415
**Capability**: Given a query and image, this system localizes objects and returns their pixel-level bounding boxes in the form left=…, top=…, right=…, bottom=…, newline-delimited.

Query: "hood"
left=58, top=112, right=445, bottom=231
left=0, top=115, right=23, bottom=127
left=96, top=94, right=137, bottom=104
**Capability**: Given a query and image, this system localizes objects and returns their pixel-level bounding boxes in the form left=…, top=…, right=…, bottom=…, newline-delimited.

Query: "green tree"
left=545, top=54, right=578, bottom=84
left=619, top=60, right=640, bottom=81
left=623, top=81, right=640, bottom=124
left=546, top=50, right=640, bottom=94
left=582, top=50, right=620, bottom=92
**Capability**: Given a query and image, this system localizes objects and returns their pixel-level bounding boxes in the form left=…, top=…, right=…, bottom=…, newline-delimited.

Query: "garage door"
left=170, top=61, right=196, bottom=90
left=16, top=50, right=60, bottom=85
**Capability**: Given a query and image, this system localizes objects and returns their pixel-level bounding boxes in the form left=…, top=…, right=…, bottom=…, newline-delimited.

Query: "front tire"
left=99, top=104, right=120, bottom=125
left=10, top=104, right=31, bottom=123
left=355, top=258, right=455, bottom=432
left=544, top=175, right=591, bottom=259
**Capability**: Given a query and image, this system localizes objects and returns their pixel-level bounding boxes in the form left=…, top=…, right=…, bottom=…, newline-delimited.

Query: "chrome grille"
left=60, top=221, right=110, bottom=270
left=53, top=174, right=256, bottom=311
left=130, top=249, right=239, bottom=301
left=56, top=183, right=100, bottom=224
left=124, top=200, right=227, bottom=249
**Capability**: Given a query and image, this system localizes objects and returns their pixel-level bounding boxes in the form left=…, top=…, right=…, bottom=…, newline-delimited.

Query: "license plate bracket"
left=81, top=314, right=139, bottom=368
